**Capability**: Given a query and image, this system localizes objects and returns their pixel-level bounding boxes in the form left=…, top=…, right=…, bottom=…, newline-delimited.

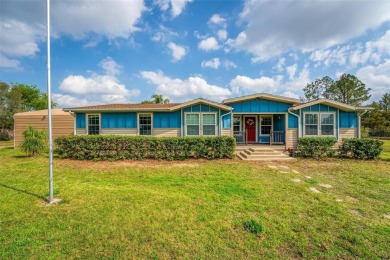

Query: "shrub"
left=55, top=135, right=236, bottom=161
left=295, top=137, right=337, bottom=159
left=21, top=126, right=47, bottom=156
left=339, top=138, right=383, bottom=159
left=243, top=219, right=263, bottom=235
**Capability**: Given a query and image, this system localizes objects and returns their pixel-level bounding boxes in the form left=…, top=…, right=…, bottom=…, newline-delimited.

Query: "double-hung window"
left=202, top=114, right=216, bottom=136
left=260, top=116, right=272, bottom=135
left=304, top=113, right=335, bottom=136
left=305, top=113, right=318, bottom=136
left=87, top=114, right=100, bottom=135
left=186, top=114, right=200, bottom=136
left=233, top=116, right=241, bottom=133
left=139, top=114, right=152, bottom=136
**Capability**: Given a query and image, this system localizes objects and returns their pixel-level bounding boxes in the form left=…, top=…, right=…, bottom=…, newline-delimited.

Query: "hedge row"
left=295, top=137, right=337, bottom=159
left=55, top=135, right=236, bottom=160
left=339, top=138, right=384, bottom=159
left=295, top=137, right=384, bottom=160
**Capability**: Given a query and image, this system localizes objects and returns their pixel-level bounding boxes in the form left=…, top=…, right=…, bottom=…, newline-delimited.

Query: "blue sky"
left=1, top=0, right=390, bottom=107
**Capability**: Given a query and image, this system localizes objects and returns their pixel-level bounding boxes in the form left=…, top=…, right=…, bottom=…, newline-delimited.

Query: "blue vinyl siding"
left=288, top=113, right=298, bottom=128
left=153, top=112, right=181, bottom=128
left=339, top=111, right=357, bottom=128
left=221, top=111, right=231, bottom=128
left=76, top=113, right=86, bottom=128
left=101, top=112, right=136, bottom=128
left=229, top=99, right=292, bottom=113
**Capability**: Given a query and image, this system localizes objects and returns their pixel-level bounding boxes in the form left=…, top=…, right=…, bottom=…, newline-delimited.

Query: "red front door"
left=245, top=117, right=256, bottom=142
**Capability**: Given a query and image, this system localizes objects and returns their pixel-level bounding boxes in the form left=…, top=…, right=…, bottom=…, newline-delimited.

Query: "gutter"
left=220, top=108, right=234, bottom=136
left=288, top=108, right=301, bottom=137
left=357, top=109, right=369, bottom=138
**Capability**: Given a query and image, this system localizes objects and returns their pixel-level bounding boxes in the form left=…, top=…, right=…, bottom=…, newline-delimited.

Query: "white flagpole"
left=47, top=0, right=54, bottom=203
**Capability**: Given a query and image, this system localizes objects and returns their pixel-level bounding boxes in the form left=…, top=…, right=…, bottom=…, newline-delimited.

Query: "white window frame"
left=185, top=113, right=200, bottom=136
left=303, top=112, right=336, bottom=137
left=86, top=113, right=101, bottom=135
left=259, top=115, right=273, bottom=136
left=138, top=113, right=153, bottom=136
left=233, top=115, right=241, bottom=133
left=202, top=113, right=217, bottom=136
left=184, top=112, right=217, bottom=136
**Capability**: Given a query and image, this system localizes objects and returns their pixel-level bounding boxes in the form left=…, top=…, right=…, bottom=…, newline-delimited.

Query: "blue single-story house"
left=63, top=93, right=372, bottom=149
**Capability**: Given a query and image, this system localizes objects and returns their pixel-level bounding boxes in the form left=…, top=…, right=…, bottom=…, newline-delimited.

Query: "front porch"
left=232, top=113, right=287, bottom=146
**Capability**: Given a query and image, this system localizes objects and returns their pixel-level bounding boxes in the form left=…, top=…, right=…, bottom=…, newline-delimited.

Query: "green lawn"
left=380, top=139, right=390, bottom=160
left=0, top=146, right=389, bottom=258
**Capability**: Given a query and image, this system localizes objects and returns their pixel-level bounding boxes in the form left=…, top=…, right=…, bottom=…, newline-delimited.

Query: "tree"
left=140, top=100, right=154, bottom=104
left=0, top=81, right=56, bottom=139
left=21, top=125, right=47, bottom=156
left=362, top=93, right=390, bottom=137
left=325, top=74, right=371, bottom=106
left=303, top=76, right=334, bottom=102
left=379, top=93, right=390, bottom=112
left=151, top=94, right=170, bottom=104
left=302, top=74, right=371, bottom=106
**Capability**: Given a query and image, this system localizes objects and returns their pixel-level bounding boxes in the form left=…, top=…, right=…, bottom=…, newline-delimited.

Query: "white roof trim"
left=62, top=107, right=172, bottom=112
left=170, top=98, right=232, bottom=111
left=291, top=99, right=372, bottom=112
left=223, top=93, right=299, bottom=104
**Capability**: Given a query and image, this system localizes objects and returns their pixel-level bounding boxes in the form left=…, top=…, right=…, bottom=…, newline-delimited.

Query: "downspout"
left=288, top=108, right=301, bottom=137
left=220, top=108, right=234, bottom=136
left=357, top=109, right=368, bottom=138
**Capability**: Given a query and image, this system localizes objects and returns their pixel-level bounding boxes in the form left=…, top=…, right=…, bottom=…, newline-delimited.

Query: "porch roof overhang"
left=222, top=93, right=300, bottom=104
left=290, top=99, right=374, bottom=112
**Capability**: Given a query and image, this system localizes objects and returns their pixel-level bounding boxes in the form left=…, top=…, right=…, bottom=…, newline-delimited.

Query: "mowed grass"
left=0, top=146, right=389, bottom=258
left=380, top=139, right=390, bottom=160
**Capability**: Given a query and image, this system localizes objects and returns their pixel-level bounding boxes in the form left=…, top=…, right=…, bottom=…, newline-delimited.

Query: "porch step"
left=237, top=147, right=295, bottom=161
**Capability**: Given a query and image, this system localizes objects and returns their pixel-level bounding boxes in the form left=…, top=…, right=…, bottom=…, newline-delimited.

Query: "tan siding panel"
left=286, top=128, right=298, bottom=149
left=153, top=128, right=181, bottom=137
left=76, top=129, right=86, bottom=135
left=337, top=128, right=357, bottom=147
left=221, top=128, right=231, bottom=136
left=100, top=129, right=137, bottom=135
left=14, top=113, right=74, bottom=147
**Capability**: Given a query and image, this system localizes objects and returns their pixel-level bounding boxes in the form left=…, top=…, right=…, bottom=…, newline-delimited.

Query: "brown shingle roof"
left=64, top=103, right=181, bottom=111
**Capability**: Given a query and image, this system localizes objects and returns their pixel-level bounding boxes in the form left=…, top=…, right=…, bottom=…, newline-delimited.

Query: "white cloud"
left=141, top=70, right=232, bottom=101
left=0, top=53, right=21, bottom=69
left=209, top=14, right=226, bottom=25
left=286, top=64, right=298, bottom=80
left=229, top=0, right=390, bottom=61
left=54, top=58, right=140, bottom=107
left=230, top=64, right=310, bottom=98
left=201, top=58, right=221, bottom=69
left=152, top=25, right=178, bottom=42
left=223, top=60, right=237, bottom=69
left=356, top=59, right=390, bottom=101
left=167, top=42, right=187, bottom=62
left=155, top=0, right=192, bottom=18
left=275, top=57, right=285, bottom=72
left=217, top=29, right=228, bottom=41
left=198, top=37, right=220, bottom=52
left=0, top=0, right=145, bottom=67
left=99, top=57, right=122, bottom=76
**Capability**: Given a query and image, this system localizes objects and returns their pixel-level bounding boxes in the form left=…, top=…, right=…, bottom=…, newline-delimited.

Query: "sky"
left=1, top=0, right=390, bottom=108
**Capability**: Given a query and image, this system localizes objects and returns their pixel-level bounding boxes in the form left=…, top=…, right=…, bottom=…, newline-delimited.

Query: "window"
left=139, top=114, right=152, bottom=135
left=87, top=114, right=100, bottom=135
left=202, top=114, right=216, bottom=136
left=304, top=113, right=335, bottom=136
left=260, top=116, right=272, bottom=135
left=305, top=113, right=318, bottom=136
left=186, top=114, right=199, bottom=136
left=233, top=116, right=241, bottom=133
left=321, top=113, right=335, bottom=136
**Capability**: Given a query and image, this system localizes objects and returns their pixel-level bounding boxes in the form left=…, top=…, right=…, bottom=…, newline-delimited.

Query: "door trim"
left=243, top=115, right=258, bottom=143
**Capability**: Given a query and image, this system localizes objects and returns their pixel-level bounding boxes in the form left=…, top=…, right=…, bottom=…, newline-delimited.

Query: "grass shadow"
left=13, top=155, right=30, bottom=159
left=0, top=183, right=47, bottom=201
